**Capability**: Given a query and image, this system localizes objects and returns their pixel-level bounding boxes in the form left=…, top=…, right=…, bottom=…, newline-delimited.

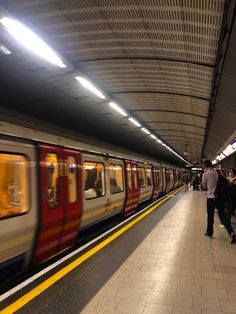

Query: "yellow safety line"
left=0, top=187, right=183, bottom=314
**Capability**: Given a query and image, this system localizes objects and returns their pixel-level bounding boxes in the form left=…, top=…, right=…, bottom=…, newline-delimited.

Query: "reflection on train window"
left=46, top=153, right=59, bottom=208
left=0, top=154, right=28, bottom=218
left=84, top=162, right=105, bottom=200
left=126, top=164, right=132, bottom=190
left=109, top=164, right=124, bottom=194
left=68, top=156, right=77, bottom=203
left=132, top=165, right=138, bottom=189
left=138, top=167, right=146, bottom=187
left=146, top=168, right=153, bottom=186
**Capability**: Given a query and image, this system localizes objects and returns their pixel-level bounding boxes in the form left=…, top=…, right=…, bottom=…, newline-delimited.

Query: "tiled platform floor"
left=82, top=190, right=236, bottom=314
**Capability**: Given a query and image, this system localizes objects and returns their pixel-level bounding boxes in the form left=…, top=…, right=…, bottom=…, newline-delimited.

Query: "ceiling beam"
left=144, top=121, right=205, bottom=130
left=130, top=109, right=207, bottom=119
left=155, top=129, right=204, bottom=137
left=77, top=56, right=214, bottom=68
left=110, top=90, right=210, bottom=102
left=160, top=135, right=204, bottom=142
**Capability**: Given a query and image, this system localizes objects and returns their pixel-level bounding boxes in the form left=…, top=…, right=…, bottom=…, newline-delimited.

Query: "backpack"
left=215, top=171, right=231, bottom=201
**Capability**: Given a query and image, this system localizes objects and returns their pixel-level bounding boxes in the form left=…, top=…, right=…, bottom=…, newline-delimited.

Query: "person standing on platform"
left=227, top=168, right=236, bottom=216
left=192, top=173, right=199, bottom=191
left=182, top=171, right=190, bottom=191
left=201, top=160, right=236, bottom=244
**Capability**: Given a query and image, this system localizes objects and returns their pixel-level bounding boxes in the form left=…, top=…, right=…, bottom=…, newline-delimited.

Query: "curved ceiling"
left=0, top=0, right=235, bottom=165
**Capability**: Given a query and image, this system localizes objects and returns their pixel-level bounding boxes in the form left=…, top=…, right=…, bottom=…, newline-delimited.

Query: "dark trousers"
left=206, top=198, right=234, bottom=237
left=206, top=198, right=215, bottom=236
left=193, top=181, right=199, bottom=190
left=217, top=199, right=234, bottom=236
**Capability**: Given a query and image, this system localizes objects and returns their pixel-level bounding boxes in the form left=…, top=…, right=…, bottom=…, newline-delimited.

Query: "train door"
left=162, top=167, right=167, bottom=193
left=174, top=169, right=179, bottom=188
left=152, top=165, right=162, bottom=200
left=123, top=160, right=140, bottom=216
left=170, top=168, right=175, bottom=190
left=58, top=149, right=82, bottom=251
left=166, top=168, right=171, bottom=193
left=34, top=144, right=64, bottom=264
left=138, top=163, right=153, bottom=204
left=80, top=154, right=107, bottom=228
left=33, top=145, right=82, bottom=264
left=107, top=159, right=126, bottom=216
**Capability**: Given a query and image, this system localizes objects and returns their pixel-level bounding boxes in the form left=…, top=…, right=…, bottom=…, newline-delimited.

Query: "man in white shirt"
left=202, top=160, right=235, bottom=243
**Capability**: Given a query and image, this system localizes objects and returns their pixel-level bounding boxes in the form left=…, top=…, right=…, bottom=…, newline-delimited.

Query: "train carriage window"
left=132, top=165, right=138, bottom=189
left=67, top=156, right=77, bottom=203
left=0, top=154, right=29, bottom=218
left=84, top=162, right=105, bottom=200
left=138, top=167, right=146, bottom=187
left=126, top=164, right=132, bottom=190
left=146, top=167, right=153, bottom=186
left=109, top=164, right=124, bottom=194
left=46, top=153, right=59, bottom=209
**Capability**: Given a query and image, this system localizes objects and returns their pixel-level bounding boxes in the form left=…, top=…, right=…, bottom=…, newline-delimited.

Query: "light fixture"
left=0, top=44, right=11, bottom=55
left=129, top=117, right=141, bottom=127
left=157, top=139, right=162, bottom=144
left=0, top=17, right=66, bottom=68
left=75, top=76, right=106, bottom=99
left=150, top=134, right=157, bottom=140
left=141, top=127, right=150, bottom=135
left=109, top=102, right=127, bottom=116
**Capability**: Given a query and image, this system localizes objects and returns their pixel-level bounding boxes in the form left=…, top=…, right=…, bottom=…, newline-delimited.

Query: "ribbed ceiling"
left=0, top=0, right=227, bottom=162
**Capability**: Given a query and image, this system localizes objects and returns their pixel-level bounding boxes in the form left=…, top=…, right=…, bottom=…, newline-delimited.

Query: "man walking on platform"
left=201, top=160, right=236, bottom=244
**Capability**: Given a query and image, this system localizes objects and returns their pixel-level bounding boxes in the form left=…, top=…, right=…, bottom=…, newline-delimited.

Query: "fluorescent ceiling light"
left=141, top=127, right=150, bottom=135
left=0, top=17, right=66, bottom=68
left=109, top=102, right=127, bottom=116
left=75, top=76, right=106, bottom=99
left=150, top=134, right=157, bottom=140
left=129, top=118, right=141, bottom=127
left=0, top=44, right=11, bottom=55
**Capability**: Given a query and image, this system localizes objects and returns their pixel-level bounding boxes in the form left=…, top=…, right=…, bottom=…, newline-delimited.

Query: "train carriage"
left=0, top=121, right=184, bottom=278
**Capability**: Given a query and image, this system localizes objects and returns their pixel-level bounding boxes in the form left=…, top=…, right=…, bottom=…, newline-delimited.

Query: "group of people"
left=182, top=172, right=202, bottom=191
left=201, top=160, right=236, bottom=243
left=182, top=163, right=236, bottom=243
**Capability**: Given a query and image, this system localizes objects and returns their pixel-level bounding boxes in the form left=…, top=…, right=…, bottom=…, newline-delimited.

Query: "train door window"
left=67, top=156, right=77, bottom=203
left=46, top=153, right=59, bottom=209
left=109, top=164, right=124, bottom=194
left=153, top=169, right=157, bottom=186
left=0, top=154, right=29, bottom=218
left=132, top=165, right=138, bottom=189
left=157, top=169, right=161, bottom=184
left=84, top=162, right=105, bottom=199
left=126, top=164, right=132, bottom=190
left=146, top=167, right=152, bottom=186
left=138, top=167, right=146, bottom=187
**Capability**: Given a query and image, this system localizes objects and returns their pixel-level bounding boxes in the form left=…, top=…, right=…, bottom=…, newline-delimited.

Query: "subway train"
left=0, top=121, right=184, bottom=278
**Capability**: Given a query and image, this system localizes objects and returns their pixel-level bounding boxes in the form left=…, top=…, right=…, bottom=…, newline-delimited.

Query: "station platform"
left=1, top=190, right=236, bottom=314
